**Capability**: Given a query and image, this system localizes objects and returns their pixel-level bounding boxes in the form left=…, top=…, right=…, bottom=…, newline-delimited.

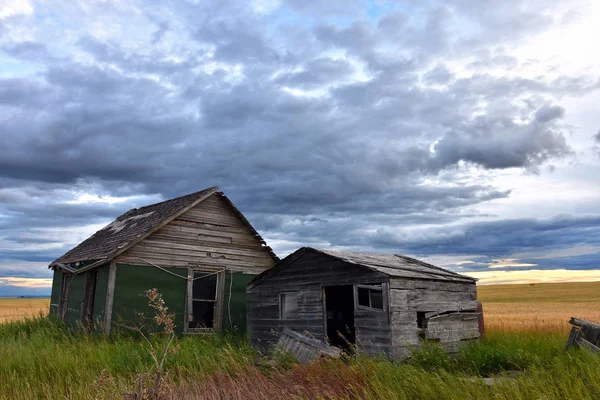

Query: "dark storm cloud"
left=423, top=64, right=453, bottom=85
left=0, top=0, right=598, bottom=287
left=534, top=104, right=565, bottom=123
left=370, top=215, right=600, bottom=257
left=274, top=57, right=355, bottom=88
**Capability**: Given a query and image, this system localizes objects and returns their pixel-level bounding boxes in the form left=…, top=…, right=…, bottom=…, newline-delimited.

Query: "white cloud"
left=0, top=277, right=52, bottom=288
left=0, top=0, right=33, bottom=19
left=470, top=269, right=600, bottom=285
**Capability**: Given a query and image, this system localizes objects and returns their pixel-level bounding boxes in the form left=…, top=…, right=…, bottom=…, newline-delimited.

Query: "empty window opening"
left=417, top=312, right=428, bottom=329
left=189, top=271, right=217, bottom=329
left=280, top=292, right=299, bottom=319
left=357, top=285, right=384, bottom=310
left=417, top=311, right=428, bottom=340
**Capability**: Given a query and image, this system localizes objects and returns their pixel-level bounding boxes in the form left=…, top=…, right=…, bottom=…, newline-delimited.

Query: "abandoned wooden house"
left=247, top=247, right=480, bottom=359
left=48, top=186, right=278, bottom=334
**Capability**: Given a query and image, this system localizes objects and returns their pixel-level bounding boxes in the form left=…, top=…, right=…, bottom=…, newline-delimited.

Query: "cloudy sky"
left=1, top=0, right=599, bottom=295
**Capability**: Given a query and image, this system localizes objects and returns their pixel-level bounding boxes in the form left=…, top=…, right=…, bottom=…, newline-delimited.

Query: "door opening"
left=324, top=285, right=355, bottom=352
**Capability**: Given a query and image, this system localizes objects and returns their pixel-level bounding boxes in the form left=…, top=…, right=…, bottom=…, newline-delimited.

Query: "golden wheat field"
left=0, top=298, right=50, bottom=323
left=1, top=281, right=600, bottom=332
left=477, top=281, right=600, bottom=333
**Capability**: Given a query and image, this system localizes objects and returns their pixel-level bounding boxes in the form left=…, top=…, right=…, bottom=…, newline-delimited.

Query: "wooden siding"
left=247, top=250, right=391, bottom=357
left=115, top=193, right=275, bottom=273
left=389, top=278, right=478, bottom=359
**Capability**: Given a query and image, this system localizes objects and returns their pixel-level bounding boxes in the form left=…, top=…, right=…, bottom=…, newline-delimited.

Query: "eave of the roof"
left=216, top=192, right=279, bottom=263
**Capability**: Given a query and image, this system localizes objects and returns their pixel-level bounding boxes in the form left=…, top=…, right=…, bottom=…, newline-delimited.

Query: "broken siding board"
left=115, top=253, right=272, bottom=270
left=116, top=253, right=269, bottom=269
left=390, top=279, right=477, bottom=292
left=125, top=245, right=273, bottom=264
left=140, top=240, right=274, bottom=259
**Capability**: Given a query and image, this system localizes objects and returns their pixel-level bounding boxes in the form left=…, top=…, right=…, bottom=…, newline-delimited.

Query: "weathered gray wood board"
left=566, top=317, right=600, bottom=353
left=276, top=328, right=341, bottom=363
left=390, top=278, right=478, bottom=359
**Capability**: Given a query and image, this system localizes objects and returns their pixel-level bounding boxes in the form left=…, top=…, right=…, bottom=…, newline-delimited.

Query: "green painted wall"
left=92, top=264, right=109, bottom=328
left=49, top=269, right=62, bottom=316
left=223, top=272, right=256, bottom=333
left=111, top=264, right=188, bottom=333
left=65, top=273, right=86, bottom=327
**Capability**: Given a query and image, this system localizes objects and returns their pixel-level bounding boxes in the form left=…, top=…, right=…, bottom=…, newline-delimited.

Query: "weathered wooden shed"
left=49, top=186, right=278, bottom=334
left=247, top=247, right=479, bottom=359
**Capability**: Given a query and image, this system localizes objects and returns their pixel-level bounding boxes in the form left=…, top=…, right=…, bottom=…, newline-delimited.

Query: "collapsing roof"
left=50, top=186, right=277, bottom=269
left=315, top=248, right=477, bottom=283
left=249, top=247, right=476, bottom=289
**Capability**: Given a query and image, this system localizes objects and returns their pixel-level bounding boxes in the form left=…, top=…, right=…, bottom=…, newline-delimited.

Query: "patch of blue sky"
left=0, top=56, right=41, bottom=78
left=366, top=0, right=399, bottom=22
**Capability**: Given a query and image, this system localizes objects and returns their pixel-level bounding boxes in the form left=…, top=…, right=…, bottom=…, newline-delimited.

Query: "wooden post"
left=185, top=268, right=193, bottom=333
left=214, top=270, right=226, bottom=332
left=104, top=262, right=117, bottom=335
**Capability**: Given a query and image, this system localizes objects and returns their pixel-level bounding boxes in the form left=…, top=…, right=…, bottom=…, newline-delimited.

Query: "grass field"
left=0, top=282, right=599, bottom=399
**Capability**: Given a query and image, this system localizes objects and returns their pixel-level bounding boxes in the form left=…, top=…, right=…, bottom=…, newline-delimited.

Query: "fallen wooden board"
left=276, top=328, right=342, bottom=363
left=566, top=317, right=600, bottom=354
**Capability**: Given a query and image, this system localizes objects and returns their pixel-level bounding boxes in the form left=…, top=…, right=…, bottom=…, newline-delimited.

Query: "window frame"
left=355, top=284, right=387, bottom=312
left=185, top=268, right=224, bottom=333
left=279, top=291, right=299, bottom=320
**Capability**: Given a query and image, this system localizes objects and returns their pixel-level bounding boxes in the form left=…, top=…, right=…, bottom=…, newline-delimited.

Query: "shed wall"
left=111, top=263, right=188, bottom=334
left=223, top=271, right=256, bottom=333
left=247, top=250, right=391, bottom=357
left=92, top=263, right=110, bottom=327
left=49, top=269, right=62, bottom=316
left=390, top=278, right=478, bottom=359
left=65, top=273, right=86, bottom=327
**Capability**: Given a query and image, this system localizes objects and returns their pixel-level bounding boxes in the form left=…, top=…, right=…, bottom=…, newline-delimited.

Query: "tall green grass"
left=0, top=316, right=598, bottom=399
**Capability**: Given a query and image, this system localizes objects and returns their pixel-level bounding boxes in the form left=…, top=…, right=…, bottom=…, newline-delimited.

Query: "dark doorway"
left=324, top=285, right=355, bottom=352
left=82, top=271, right=98, bottom=330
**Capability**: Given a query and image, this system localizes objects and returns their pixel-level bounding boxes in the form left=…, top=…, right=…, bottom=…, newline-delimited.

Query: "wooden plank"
left=140, top=239, right=274, bottom=259
left=152, top=232, right=264, bottom=251
left=570, top=317, right=600, bottom=330
left=214, top=270, right=225, bottom=332
left=169, top=219, right=250, bottom=235
left=115, top=255, right=269, bottom=272
left=576, top=337, right=600, bottom=353
left=119, top=249, right=274, bottom=268
left=185, top=268, right=193, bottom=333
left=104, top=262, right=117, bottom=335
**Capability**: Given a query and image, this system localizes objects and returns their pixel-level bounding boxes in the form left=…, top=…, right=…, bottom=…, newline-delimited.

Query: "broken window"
left=188, top=271, right=217, bottom=329
left=417, top=311, right=428, bottom=329
left=357, top=285, right=384, bottom=310
left=280, top=292, right=299, bottom=319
